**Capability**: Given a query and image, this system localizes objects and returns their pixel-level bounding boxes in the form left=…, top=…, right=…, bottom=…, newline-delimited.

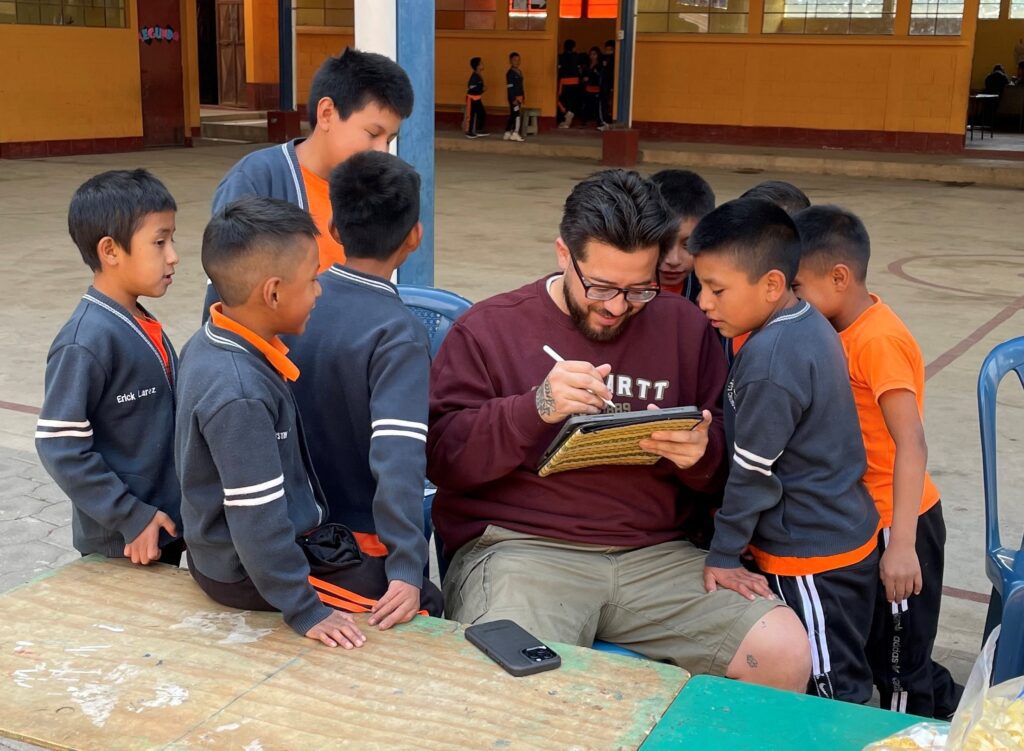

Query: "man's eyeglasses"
left=568, top=253, right=660, bottom=304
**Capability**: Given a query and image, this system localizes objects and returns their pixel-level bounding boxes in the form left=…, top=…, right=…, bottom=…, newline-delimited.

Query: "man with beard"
left=427, top=170, right=811, bottom=690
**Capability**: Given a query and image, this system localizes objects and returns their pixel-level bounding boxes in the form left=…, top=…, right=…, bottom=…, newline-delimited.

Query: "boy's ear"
left=763, top=269, right=788, bottom=301
left=262, top=277, right=283, bottom=309
left=831, top=263, right=852, bottom=291
left=329, top=219, right=343, bottom=246
left=96, top=236, right=120, bottom=269
left=403, top=221, right=424, bottom=254
left=316, top=96, right=337, bottom=129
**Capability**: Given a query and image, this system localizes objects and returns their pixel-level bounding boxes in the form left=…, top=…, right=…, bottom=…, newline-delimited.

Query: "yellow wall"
left=0, top=3, right=142, bottom=143
left=633, top=36, right=976, bottom=136
left=972, top=18, right=1024, bottom=89
left=297, top=28, right=355, bottom=107
left=245, top=0, right=279, bottom=84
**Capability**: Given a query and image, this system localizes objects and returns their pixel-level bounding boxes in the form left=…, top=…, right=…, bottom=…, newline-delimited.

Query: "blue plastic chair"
left=397, top=284, right=473, bottom=577
left=592, top=640, right=647, bottom=659
left=978, top=336, right=1024, bottom=684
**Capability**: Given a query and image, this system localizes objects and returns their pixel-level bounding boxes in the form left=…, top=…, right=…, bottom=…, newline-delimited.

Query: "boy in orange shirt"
left=793, top=205, right=961, bottom=719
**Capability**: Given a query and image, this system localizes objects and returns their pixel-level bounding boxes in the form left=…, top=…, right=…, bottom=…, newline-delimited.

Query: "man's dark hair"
left=202, top=197, right=319, bottom=306
left=68, top=169, right=177, bottom=272
left=793, top=204, right=870, bottom=282
left=509, top=51, right=520, bottom=61
left=688, top=198, right=801, bottom=285
left=329, top=151, right=420, bottom=262
left=739, top=180, right=810, bottom=216
left=559, top=170, right=678, bottom=261
left=470, top=56, right=482, bottom=70
left=650, top=169, right=716, bottom=221
left=563, top=39, right=576, bottom=52
left=307, top=47, right=413, bottom=129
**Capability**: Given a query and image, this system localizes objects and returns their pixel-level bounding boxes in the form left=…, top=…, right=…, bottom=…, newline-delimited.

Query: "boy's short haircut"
left=470, top=56, right=482, bottom=70
left=650, top=169, right=716, bottom=221
left=68, top=169, right=177, bottom=272
left=509, top=51, right=520, bottom=61
left=329, top=151, right=421, bottom=262
left=739, top=180, right=810, bottom=216
left=307, top=47, right=414, bottom=129
left=559, top=169, right=677, bottom=261
left=794, top=204, right=871, bottom=282
left=564, top=39, right=576, bottom=52
left=688, top=197, right=801, bottom=285
left=605, top=39, right=615, bottom=47
left=202, top=197, right=319, bottom=306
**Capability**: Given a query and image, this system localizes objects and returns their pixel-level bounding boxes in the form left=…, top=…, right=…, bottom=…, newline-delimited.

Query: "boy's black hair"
left=605, top=39, right=615, bottom=48
left=589, top=46, right=602, bottom=56
left=329, top=151, right=421, bottom=262
left=470, top=56, right=482, bottom=70
left=739, top=180, right=810, bottom=216
left=688, top=197, right=801, bottom=284
left=650, top=169, right=716, bottom=221
left=307, top=47, right=414, bottom=129
left=563, top=39, right=576, bottom=52
left=202, top=197, right=319, bottom=306
left=509, top=51, right=520, bottom=61
left=68, top=169, right=177, bottom=272
left=793, top=204, right=870, bottom=282
left=560, top=170, right=677, bottom=261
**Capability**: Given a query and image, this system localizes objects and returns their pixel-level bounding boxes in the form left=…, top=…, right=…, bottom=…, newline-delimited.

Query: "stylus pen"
left=542, top=345, right=616, bottom=409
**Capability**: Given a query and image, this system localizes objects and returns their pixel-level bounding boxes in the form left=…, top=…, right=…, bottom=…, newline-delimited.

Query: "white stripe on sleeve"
left=37, top=419, right=91, bottom=429
left=35, top=430, right=94, bottom=439
left=223, top=474, right=284, bottom=496
left=733, top=455, right=772, bottom=477
left=223, top=488, right=285, bottom=507
left=370, top=419, right=428, bottom=432
left=733, top=444, right=780, bottom=468
left=371, top=429, right=428, bottom=442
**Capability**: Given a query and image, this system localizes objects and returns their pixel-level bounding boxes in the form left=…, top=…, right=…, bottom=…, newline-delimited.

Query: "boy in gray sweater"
left=176, top=198, right=370, bottom=649
left=287, top=151, right=443, bottom=630
left=690, top=198, right=880, bottom=704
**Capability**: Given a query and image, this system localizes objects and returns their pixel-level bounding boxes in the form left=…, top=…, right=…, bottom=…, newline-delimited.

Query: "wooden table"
left=0, top=557, right=688, bottom=750
left=639, top=674, right=942, bottom=751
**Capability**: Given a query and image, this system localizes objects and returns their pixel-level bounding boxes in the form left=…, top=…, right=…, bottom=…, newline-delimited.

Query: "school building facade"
left=0, top=0, right=1011, bottom=158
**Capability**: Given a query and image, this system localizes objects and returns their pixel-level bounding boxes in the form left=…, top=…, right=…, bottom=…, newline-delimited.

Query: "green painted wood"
left=641, top=675, right=945, bottom=751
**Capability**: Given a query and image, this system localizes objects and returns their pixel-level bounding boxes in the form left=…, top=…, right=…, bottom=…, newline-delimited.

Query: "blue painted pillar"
left=355, top=0, right=435, bottom=287
left=616, top=0, right=637, bottom=128
left=278, top=0, right=295, bottom=111
left=396, top=0, right=435, bottom=286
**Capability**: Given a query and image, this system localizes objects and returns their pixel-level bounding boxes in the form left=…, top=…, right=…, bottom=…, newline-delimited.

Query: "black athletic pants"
left=770, top=548, right=879, bottom=704
left=506, top=97, right=522, bottom=134
left=466, top=97, right=486, bottom=135
left=868, top=501, right=963, bottom=719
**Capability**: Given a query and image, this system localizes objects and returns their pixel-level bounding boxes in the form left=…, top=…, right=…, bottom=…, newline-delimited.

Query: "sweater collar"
left=326, top=265, right=398, bottom=296
left=207, top=304, right=300, bottom=382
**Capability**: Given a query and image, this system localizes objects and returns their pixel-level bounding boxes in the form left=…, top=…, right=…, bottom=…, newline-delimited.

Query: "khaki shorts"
left=444, top=525, right=779, bottom=676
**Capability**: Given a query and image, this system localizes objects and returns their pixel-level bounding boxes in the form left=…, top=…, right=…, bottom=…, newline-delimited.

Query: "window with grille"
left=0, top=0, right=125, bottom=27
left=763, top=0, right=896, bottom=33
left=437, top=0, right=496, bottom=30
left=637, top=0, right=749, bottom=33
left=908, top=0, right=963, bottom=34
left=509, top=0, right=547, bottom=30
left=295, top=0, right=354, bottom=28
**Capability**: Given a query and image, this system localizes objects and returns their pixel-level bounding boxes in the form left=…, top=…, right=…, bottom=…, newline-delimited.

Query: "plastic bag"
left=865, top=626, right=1024, bottom=750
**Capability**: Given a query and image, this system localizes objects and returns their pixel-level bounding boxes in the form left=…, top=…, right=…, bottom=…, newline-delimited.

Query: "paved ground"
left=1, top=145, right=1022, bottom=706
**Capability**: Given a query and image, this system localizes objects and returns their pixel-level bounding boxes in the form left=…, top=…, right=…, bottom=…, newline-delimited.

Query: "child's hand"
left=123, top=511, right=177, bottom=565
left=306, top=611, right=366, bottom=649
left=640, top=408, right=712, bottom=470
left=368, top=580, right=421, bottom=630
left=703, top=565, right=775, bottom=601
left=880, top=542, right=922, bottom=603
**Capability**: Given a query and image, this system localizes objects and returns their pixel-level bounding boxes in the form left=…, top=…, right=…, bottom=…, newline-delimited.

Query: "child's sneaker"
left=503, top=131, right=512, bottom=140
left=509, top=132, right=525, bottom=142
left=564, top=112, right=574, bottom=128
left=465, top=132, right=478, bottom=139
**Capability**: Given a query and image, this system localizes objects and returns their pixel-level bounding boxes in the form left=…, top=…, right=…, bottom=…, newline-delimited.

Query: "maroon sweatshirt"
left=428, top=276, right=728, bottom=557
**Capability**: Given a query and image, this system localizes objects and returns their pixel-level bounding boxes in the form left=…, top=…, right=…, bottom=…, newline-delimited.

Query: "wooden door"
left=138, top=0, right=186, bottom=146
left=216, top=0, right=246, bottom=107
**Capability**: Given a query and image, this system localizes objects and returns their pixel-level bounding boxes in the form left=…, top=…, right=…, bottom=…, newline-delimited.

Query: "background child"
left=649, top=169, right=716, bottom=303
left=792, top=205, right=962, bottom=719
left=37, top=169, right=182, bottom=566
left=504, top=52, right=525, bottom=142
left=740, top=180, right=811, bottom=215
left=690, top=198, right=880, bottom=704
left=465, top=57, right=488, bottom=139
left=204, top=48, right=414, bottom=316
left=287, top=151, right=443, bottom=629
left=557, top=39, right=580, bottom=128
left=177, top=197, right=373, bottom=649
left=601, top=39, right=615, bottom=126
left=581, top=47, right=606, bottom=128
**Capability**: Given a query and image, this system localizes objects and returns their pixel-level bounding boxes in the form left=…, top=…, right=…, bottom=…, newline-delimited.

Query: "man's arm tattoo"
left=536, top=378, right=556, bottom=418
left=746, top=654, right=759, bottom=669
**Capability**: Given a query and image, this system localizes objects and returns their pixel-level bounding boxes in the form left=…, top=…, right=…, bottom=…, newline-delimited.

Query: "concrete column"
left=616, top=0, right=637, bottom=128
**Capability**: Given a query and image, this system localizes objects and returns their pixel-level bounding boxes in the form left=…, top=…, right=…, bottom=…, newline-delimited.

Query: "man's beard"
left=563, top=281, right=636, bottom=342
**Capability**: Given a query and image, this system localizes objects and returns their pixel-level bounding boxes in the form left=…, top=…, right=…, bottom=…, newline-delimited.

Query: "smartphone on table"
left=465, top=619, right=562, bottom=677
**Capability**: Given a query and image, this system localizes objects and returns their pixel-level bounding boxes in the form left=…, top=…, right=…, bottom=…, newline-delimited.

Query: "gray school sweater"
left=203, top=139, right=308, bottom=318
left=36, top=288, right=181, bottom=557
left=706, top=300, right=879, bottom=574
left=175, top=319, right=333, bottom=635
left=285, top=266, right=429, bottom=588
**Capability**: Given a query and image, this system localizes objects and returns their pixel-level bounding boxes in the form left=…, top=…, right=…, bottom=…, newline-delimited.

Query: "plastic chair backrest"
left=977, top=336, right=1024, bottom=575
left=397, top=284, right=473, bottom=358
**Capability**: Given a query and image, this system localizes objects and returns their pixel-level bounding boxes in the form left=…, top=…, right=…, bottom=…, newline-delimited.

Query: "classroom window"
left=637, top=0, right=749, bottom=34
left=976, top=0, right=1000, bottom=18
left=437, top=0, right=496, bottom=30
left=295, top=0, right=354, bottom=28
left=0, top=0, right=125, bottom=27
left=908, top=0, right=963, bottom=34
left=1009, top=0, right=1024, bottom=17
left=560, top=0, right=618, bottom=18
left=509, top=0, right=547, bottom=30
left=763, top=0, right=896, bottom=33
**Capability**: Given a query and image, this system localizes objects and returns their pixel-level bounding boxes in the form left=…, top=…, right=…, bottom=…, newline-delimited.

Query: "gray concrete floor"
left=1, top=145, right=1022, bottom=703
